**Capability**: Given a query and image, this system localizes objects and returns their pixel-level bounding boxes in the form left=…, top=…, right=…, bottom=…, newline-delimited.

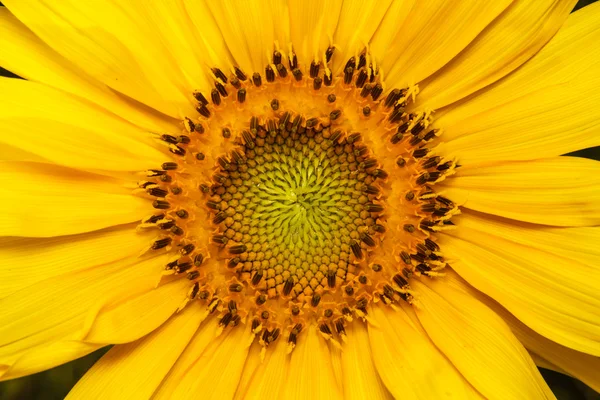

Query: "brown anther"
left=175, top=262, right=192, bottom=273
left=324, top=309, right=334, bottom=318
left=372, top=169, right=388, bottom=179
left=400, top=251, right=412, bottom=264
left=170, top=226, right=184, bottom=236
left=212, top=68, right=228, bottom=83
left=215, top=81, right=228, bottom=97
left=213, top=211, right=227, bottom=224
left=327, top=270, right=336, bottom=288
left=171, top=187, right=182, bottom=195
left=326, top=46, right=335, bottom=62
left=151, top=237, right=172, bottom=250
left=189, top=282, right=200, bottom=297
left=229, top=283, right=243, bottom=293
left=230, top=77, right=241, bottom=89
left=344, top=66, right=354, bottom=84
left=229, top=244, right=247, bottom=254
left=211, top=88, right=221, bottom=105
left=266, top=65, right=275, bottom=82
left=327, top=93, right=336, bottom=103
left=180, top=243, right=195, bottom=255
left=158, top=219, right=175, bottom=230
left=360, top=232, right=376, bottom=247
left=256, top=294, right=267, bottom=306
left=345, top=285, right=355, bottom=295
left=282, top=277, right=294, bottom=296
left=231, top=315, right=242, bottom=327
left=319, top=323, right=332, bottom=336
left=403, top=224, right=415, bottom=233
left=276, top=63, right=287, bottom=78
left=311, top=293, right=321, bottom=307
left=147, top=187, right=168, bottom=197
left=220, top=312, right=233, bottom=327
left=196, top=152, right=205, bottom=160
left=413, top=148, right=429, bottom=158
left=159, top=174, right=172, bottom=183
left=237, top=88, right=247, bottom=103
left=252, top=72, right=262, bottom=87
left=261, top=310, right=270, bottom=319
left=227, top=257, right=240, bottom=269
left=350, top=240, right=363, bottom=259
left=405, top=191, right=415, bottom=201
left=371, top=264, right=382, bottom=272
left=289, top=52, right=298, bottom=69
left=198, top=290, right=210, bottom=300
left=169, top=145, right=186, bottom=156
left=252, top=318, right=261, bottom=331
left=193, top=91, right=209, bottom=105
left=222, top=127, right=231, bottom=139
left=152, top=200, right=170, bottom=209
left=313, top=76, right=323, bottom=90
left=196, top=105, right=211, bottom=118
left=371, top=83, right=383, bottom=101
left=292, top=68, right=303, bottom=81
left=162, top=162, right=178, bottom=170
left=393, top=274, right=409, bottom=289
left=372, top=224, right=386, bottom=233
left=396, top=157, right=406, bottom=167
left=330, top=109, right=342, bottom=121
left=362, top=106, right=371, bottom=117
left=384, top=89, right=401, bottom=108
left=365, top=203, right=384, bottom=213
left=324, top=72, right=333, bottom=86
left=212, top=235, right=228, bottom=245
left=273, top=50, right=282, bottom=64
left=270, top=98, right=280, bottom=110
left=251, top=270, right=263, bottom=286
left=355, top=69, right=368, bottom=88
left=309, top=61, right=320, bottom=78
left=193, top=253, right=204, bottom=267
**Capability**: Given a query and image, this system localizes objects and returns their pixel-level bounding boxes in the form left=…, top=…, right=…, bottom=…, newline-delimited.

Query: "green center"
left=208, top=115, right=385, bottom=298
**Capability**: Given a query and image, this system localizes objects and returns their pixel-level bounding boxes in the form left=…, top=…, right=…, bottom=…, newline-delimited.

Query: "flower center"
left=137, top=48, right=459, bottom=351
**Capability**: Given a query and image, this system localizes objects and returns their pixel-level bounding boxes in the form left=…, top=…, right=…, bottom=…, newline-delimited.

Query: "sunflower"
left=0, top=0, right=599, bottom=398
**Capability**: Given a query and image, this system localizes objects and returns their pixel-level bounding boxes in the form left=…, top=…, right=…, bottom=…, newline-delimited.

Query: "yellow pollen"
left=136, top=48, right=458, bottom=351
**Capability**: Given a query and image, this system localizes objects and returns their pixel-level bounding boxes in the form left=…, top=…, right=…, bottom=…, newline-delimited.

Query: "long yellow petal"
left=442, top=269, right=600, bottom=394
left=152, top=318, right=220, bottom=398
left=0, top=253, right=168, bottom=380
left=169, top=324, right=253, bottom=399
left=0, top=162, right=149, bottom=237
left=0, top=78, right=166, bottom=171
left=237, top=339, right=290, bottom=399
left=0, top=8, right=178, bottom=133
left=417, top=0, right=576, bottom=110
left=441, top=228, right=600, bottom=356
left=368, top=304, right=481, bottom=399
left=80, top=277, right=190, bottom=344
left=435, top=1, right=600, bottom=163
left=0, top=224, right=154, bottom=298
left=376, top=0, right=512, bottom=88
left=66, top=305, right=206, bottom=400
left=456, top=210, right=600, bottom=267
left=339, top=322, right=392, bottom=400
left=3, top=0, right=195, bottom=118
left=413, top=279, right=555, bottom=400
left=284, top=324, right=342, bottom=400
left=439, top=157, right=600, bottom=226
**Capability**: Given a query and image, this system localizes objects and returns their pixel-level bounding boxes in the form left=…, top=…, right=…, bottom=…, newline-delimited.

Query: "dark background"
left=0, top=1, right=599, bottom=398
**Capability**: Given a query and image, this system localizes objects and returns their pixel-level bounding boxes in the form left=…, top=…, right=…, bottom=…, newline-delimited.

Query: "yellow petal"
left=0, top=8, right=178, bottom=133
left=442, top=269, right=600, bottom=394
left=417, top=0, right=576, bottom=110
left=435, top=1, right=600, bottom=163
left=441, top=227, right=600, bottom=356
left=0, top=341, right=103, bottom=381
left=0, top=161, right=149, bottom=237
left=0, top=78, right=166, bottom=171
left=237, top=338, right=290, bottom=399
left=490, top=298, right=600, bottom=394
left=81, top=277, right=191, bottom=344
left=456, top=210, right=600, bottom=267
left=288, top=0, right=342, bottom=69
left=206, top=0, right=289, bottom=75
left=284, top=324, right=342, bottom=400
left=368, top=304, right=481, bottom=399
left=0, top=253, right=168, bottom=379
left=413, top=279, right=555, bottom=400
left=330, top=0, right=395, bottom=75
left=439, top=157, right=600, bottom=226
left=152, top=318, right=220, bottom=398
left=3, top=0, right=195, bottom=118
left=377, top=0, right=512, bottom=88
left=66, top=305, right=206, bottom=400
left=169, top=323, right=253, bottom=399
left=0, top=225, right=153, bottom=298
left=339, top=322, right=392, bottom=400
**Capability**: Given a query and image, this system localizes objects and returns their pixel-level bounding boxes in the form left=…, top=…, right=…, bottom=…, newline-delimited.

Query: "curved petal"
left=417, top=0, right=576, bottom=110
left=413, top=279, right=555, bottom=400
left=3, top=0, right=196, bottom=118
left=167, top=324, right=253, bottom=399
left=439, top=157, right=600, bottom=226
left=0, top=253, right=168, bottom=380
left=0, top=78, right=166, bottom=172
left=206, top=0, right=290, bottom=75
left=152, top=318, right=219, bottom=397
left=339, top=322, right=392, bottom=400
left=0, top=8, right=179, bottom=133
left=0, top=162, right=149, bottom=237
left=455, top=210, right=600, bottom=266
left=66, top=305, right=206, bottom=400
left=435, top=1, right=600, bottom=163
left=0, top=224, right=153, bottom=298
left=235, top=340, right=289, bottom=399
left=375, top=0, right=512, bottom=88
left=285, top=324, right=342, bottom=399
left=368, top=304, right=482, bottom=399
left=441, top=227, right=600, bottom=356
left=441, top=269, right=600, bottom=394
